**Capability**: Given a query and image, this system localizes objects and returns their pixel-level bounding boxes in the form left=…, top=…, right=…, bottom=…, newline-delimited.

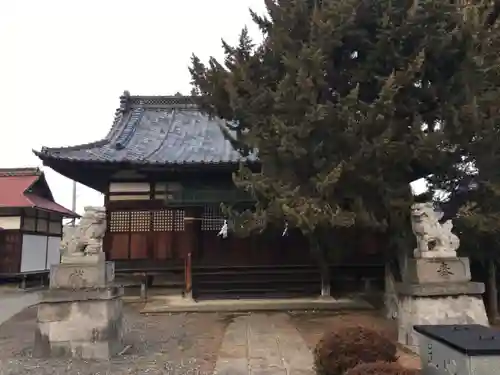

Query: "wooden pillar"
left=488, top=259, right=498, bottom=323
left=183, top=207, right=201, bottom=299
left=363, top=277, right=372, bottom=293
left=140, top=273, right=147, bottom=300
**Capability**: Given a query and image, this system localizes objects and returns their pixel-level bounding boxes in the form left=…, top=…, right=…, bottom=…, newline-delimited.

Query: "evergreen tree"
left=190, top=0, right=500, bottom=256
left=429, top=2, right=500, bottom=245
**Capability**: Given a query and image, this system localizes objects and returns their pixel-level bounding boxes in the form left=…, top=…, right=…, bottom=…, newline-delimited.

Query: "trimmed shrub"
left=314, top=325, right=398, bottom=375
left=344, top=361, right=421, bottom=375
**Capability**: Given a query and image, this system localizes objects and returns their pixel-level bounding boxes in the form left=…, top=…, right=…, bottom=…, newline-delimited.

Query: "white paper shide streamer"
left=282, top=221, right=288, bottom=237
left=218, top=219, right=228, bottom=238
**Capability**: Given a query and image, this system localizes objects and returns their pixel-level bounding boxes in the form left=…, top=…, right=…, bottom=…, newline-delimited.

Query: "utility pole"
left=71, top=180, right=77, bottom=227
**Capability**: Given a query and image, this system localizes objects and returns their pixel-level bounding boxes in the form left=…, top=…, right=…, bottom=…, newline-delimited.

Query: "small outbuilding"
left=0, top=168, right=79, bottom=277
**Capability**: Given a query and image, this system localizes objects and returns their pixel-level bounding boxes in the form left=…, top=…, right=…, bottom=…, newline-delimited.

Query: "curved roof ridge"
left=36, top=140, right=109, bottom=154
left=114, top=107, right=144, bottom=150
left=128, top=94, right=197, bottom=109
left=36, top=90, right=133, bottom=154
left=0, top=167, right=42, bottom=177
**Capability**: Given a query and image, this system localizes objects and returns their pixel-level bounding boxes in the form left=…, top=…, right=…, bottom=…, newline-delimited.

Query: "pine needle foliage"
left=190, top=0, right=500, bottom=246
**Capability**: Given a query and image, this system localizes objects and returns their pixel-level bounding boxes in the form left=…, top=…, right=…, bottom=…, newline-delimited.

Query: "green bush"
left=344, top=361, right=420, bottom=375
left=314, top=326, right=398, bottom=375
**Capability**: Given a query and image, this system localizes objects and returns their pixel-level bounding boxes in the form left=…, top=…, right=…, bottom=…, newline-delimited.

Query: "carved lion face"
left=411, top=202, right=435, bottom=222
left=83, top=207, right=106, bottom=224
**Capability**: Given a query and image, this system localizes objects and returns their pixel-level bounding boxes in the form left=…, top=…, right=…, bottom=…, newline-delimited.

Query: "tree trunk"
left=487, top=259, right=498, bottom=323
left=384, top=260, right=398, bottom=319
left=310, top=235, right=330, bottom=298
left=320, top=261, right=331, bottom=297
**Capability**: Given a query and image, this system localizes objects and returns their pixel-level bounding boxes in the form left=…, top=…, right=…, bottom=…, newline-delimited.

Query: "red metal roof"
left=0, top=168, right=79, bottom=217
left=0, top=174, right=39, bottom=207
left=24, top=194, right=78, bottom=217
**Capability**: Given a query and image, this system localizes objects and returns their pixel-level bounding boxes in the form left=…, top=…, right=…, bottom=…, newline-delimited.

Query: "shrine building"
left=34, top=92, right=383, bottom=299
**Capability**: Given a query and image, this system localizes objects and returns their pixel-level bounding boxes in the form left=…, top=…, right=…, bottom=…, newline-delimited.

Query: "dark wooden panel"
left=107, top=200, right=167, bottom=210
left=130, top=233, right=148, bottom=259
left=175, top=229, right=195, bottom=260
left=279, top=231, right=311, bottom=263
left=253, top=235, right=275, bottom=265
left=0, top=231, right=22, bottom=273
left=153, top=232, right=174, bottom=260
left=108, top=233, right=129, bottom=260
left=228, top=236, right=252, bottom=264
left=198, top=231, right=220, bottom=264
left=197, top=231, right=251, bottom=266
left=196, top=229, right=314, bottom=267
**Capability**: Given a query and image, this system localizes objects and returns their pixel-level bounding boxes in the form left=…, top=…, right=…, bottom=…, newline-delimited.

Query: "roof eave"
left=35, top=150, right=260, bottom=168
left=0, top=204, right=80, bottom=218
left=35, top=207, right=80, bottom=219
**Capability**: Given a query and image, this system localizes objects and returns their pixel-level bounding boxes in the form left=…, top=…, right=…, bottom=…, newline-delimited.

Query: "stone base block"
left=50, top=261, right=114, bottom=289
left=396, top=281, right=484, bottom=296
left=33, top=337, right=122, bottom=360
left=34, top=287, right=123, bottom=359
left=403, top=257, right=471, bottom=284
left=397, top=284, right=488, bottom=353
left=61, top=252, right=106, bottom=264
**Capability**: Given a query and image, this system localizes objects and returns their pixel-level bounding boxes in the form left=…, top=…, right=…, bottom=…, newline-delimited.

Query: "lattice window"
left=152, top=210, right=173, bottom=231
left=130, top=211, right=151, bottom=232
left=109, top=211, right=130, bottom=232
left=173, top=210, right=185, bottom=231
left=202, top=205, right=224, bottom=231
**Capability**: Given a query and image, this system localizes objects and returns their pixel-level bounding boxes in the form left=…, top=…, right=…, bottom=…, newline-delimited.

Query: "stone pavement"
left=0, top=290, right=39, bottom=326
left=214, top=313, right=315, bottom=375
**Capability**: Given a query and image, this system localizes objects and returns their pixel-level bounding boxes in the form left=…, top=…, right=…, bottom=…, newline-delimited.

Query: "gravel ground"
left=0, top=302, right=420, bottom=374
left=0, top=304, right=229, bottom=375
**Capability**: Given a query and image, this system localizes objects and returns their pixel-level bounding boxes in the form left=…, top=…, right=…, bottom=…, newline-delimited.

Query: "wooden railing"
left=184, top=252, right=192, bottom=297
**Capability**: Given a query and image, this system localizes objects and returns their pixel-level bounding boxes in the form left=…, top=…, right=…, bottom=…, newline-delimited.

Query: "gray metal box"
left=414, top=324, right=500, bottom=375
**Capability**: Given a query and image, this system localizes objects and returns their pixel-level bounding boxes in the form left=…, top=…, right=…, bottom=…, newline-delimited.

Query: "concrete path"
left=214, top=313, right=315, bottom=375
left=0, top=291, right=40, bottom=326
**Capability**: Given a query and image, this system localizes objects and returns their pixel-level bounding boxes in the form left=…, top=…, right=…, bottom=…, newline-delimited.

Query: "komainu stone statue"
left=60, top=206, right=106, bottom=262
left=398, top=202, right=487, bottom=353
left=411, top=202, right=460, bottom=259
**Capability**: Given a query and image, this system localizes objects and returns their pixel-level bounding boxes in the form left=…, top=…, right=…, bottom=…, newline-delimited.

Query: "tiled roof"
left=0, top=168, right=79, bottom=217
left=33, top=93, right=257, bottom=166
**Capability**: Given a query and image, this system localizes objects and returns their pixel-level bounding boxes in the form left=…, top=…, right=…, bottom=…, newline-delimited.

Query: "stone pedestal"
left=34, top=260, right=123, bottom=360
left=396, top=257, right=488, bottom=353
left=49, top=260, right=114, bottom=289
left=403, top=257, right=471, bottom=284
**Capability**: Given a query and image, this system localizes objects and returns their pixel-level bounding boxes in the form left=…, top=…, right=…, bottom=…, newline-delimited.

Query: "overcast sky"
left=0, top=0, right=267, bottom=214
left=0, top=0, right=425, bottom=215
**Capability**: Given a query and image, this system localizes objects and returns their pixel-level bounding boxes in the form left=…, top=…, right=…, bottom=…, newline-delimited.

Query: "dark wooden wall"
left=104, top=201, right=314, bottom=268
left=103, top=177, right=382, bottom=269
left=197, top=229, right=312, bottom=266
left=0, top=231, right=22, bottom=273
left=0, top=208, right=64, bottom=274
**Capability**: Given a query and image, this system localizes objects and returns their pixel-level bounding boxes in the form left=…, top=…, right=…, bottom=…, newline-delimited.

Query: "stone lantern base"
left=33, top=260, right=124, bottom=360
left=396, top=257, right=488, bottom=353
